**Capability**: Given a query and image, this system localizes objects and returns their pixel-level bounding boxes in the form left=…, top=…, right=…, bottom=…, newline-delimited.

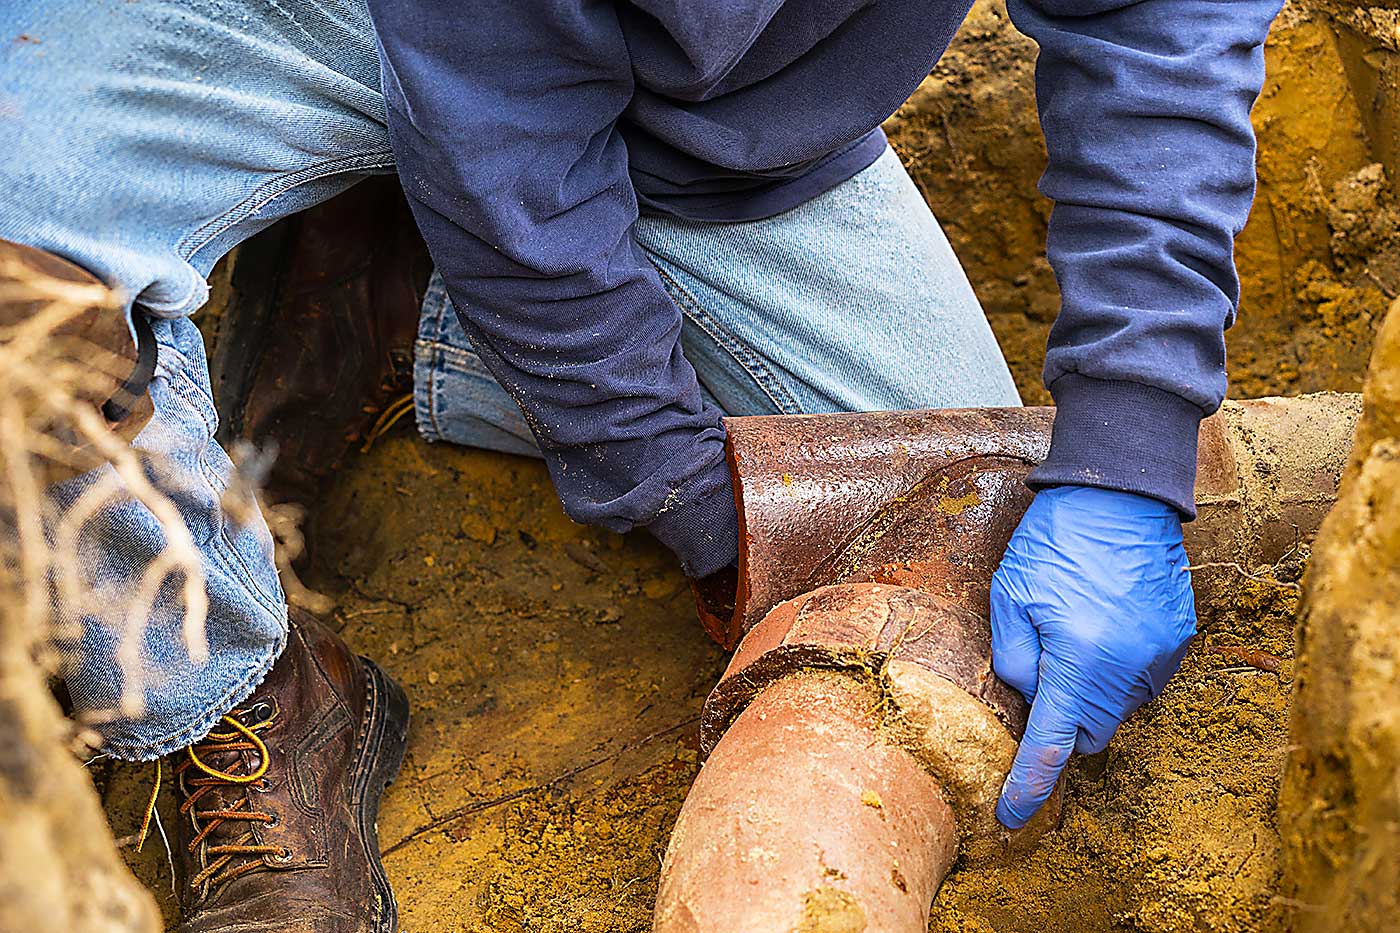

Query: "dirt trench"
left=104, top=419, right=1314, bottom=933
left=1279, top=297, right=1400, bottom=929
left=98, top=3, right=1400, bottom=931
left=106, top=410, right=1337, bottom=932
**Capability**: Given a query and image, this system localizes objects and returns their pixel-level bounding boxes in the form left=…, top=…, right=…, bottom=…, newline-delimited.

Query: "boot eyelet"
left=270, top=848, right=294, bottom=865
left=244, top=700, right=275, bottom=725
left=266, top=813, right=280, bottom=828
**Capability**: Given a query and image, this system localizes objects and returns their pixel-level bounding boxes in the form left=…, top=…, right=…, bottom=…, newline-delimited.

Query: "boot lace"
left=143, top=707, right=290, bottom=891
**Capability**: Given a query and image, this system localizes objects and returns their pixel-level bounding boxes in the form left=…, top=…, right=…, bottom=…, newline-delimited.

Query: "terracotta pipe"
left=693, top=395, right=1362, bottom=648
left=658, top=395, right=1360, bottom=932
left=658, top=582, right=1059, bottom=932
left=655, top=669, right=958, bottom=933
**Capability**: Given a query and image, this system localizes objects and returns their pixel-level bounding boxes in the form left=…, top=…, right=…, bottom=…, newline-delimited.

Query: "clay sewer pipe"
left=655, top=395, right=1361, bottom=933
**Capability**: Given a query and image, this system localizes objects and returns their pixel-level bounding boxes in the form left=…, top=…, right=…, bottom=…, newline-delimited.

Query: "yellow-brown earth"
left=101, top=2, right=1395, bottom=930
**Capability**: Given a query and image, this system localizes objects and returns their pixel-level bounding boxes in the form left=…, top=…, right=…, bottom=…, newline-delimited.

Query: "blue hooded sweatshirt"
left=364, top=0, right=1283, bottom=577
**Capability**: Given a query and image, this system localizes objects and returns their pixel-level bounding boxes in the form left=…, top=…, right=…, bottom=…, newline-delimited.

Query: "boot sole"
left=352, top=657, right=411, bottom=933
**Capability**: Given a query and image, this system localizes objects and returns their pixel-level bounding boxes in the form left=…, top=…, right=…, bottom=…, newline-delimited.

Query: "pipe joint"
left=701, top=582, right=1058, bottom=868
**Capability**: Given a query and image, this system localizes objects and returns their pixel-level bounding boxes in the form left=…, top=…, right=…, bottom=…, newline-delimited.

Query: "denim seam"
left=429, top=275, right=453, bottom=339
left=427, top=346, right=447, bottom=442
left=152, top=340, right=193, bottom=385
left=202, top=451, right=286, bottom=618
left=650, top=263, right=804, bottom=415
left=176, top=151, right=395, bottom=262
left=411, top=346, right=442, bottom=443
left=415, top=339, right=483, bottom=367
left=100, top=617, right=288, bottom=761
left=425, top=282, right=453, bottom=442
left=166, top=371, right=285, bottom=616
left=158, top=335, right=285, bottom=614
left=156, top=152, right=396, bottom=318
left=173, top=367, right=219, bottom=438
left=194, top=439, right=286, bottom=618
left=411, top=357, right=440, bottom=444
left=155, top=345, right=274, bottom=607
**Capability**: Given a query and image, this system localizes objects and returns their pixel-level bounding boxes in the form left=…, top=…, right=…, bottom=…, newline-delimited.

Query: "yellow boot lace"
left=137, top=709, right=289, bottom=890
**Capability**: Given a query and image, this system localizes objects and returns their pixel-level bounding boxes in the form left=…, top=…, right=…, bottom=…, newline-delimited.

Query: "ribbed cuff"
left=644, top=458, right=740, bottom=578
left=1027, top=373, right=1205, bottom=520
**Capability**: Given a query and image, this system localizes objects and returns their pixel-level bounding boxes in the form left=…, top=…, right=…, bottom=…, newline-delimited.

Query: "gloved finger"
left=995, top=686, right=1078, bottom=829
left=990, top=572, right=1040, bottom=704
left=1072, top=656, right=1165, bottom=754
left=1072, top=637, right=1191, bottom=755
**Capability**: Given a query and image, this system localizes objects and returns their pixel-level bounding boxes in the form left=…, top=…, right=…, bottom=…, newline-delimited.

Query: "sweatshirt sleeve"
left=363, top=0, right=737, bottom=577
left=1006, top=0, right=1283, bottom=517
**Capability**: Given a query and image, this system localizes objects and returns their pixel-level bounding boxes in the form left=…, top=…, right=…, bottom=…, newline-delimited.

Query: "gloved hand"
left=990, top=485, right=1196, bottom=829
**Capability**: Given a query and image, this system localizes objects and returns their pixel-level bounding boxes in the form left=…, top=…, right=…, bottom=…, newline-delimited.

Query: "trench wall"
left=884, top=0, right=1399, bottom=404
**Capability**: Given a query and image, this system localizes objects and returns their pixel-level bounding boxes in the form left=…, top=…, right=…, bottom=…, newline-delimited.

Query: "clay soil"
left=885, top=1, right=1397, bottom=406
left=101, top=433, right=1310, bottom=933
left=98, top=1, right=1395, bottom=930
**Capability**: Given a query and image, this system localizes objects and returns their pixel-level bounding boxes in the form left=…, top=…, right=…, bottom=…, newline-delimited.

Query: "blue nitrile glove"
left=991, top=485, right=1196, bottom=829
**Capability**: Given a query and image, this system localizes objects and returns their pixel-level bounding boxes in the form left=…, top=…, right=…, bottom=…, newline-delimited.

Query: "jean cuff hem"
left=97, top=619, right=288, bottom=762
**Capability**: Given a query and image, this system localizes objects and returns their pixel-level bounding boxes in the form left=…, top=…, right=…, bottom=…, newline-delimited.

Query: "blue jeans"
left=0, top=0, right=1018, bottom=760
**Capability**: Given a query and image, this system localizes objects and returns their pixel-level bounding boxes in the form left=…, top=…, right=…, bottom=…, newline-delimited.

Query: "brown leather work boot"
left=208, top=177, right=432, bottom=508
left=170, top=609, right=409, bottom=933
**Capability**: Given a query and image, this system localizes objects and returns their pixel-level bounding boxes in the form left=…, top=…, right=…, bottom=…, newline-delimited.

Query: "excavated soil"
left=931, top=577, right=1304, bottom=933
left=100, top=1, right=1395, bottom=930
left=104, top=435, right=1309, bottom=933
left=1278, top=300, right=1400, bottom=929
